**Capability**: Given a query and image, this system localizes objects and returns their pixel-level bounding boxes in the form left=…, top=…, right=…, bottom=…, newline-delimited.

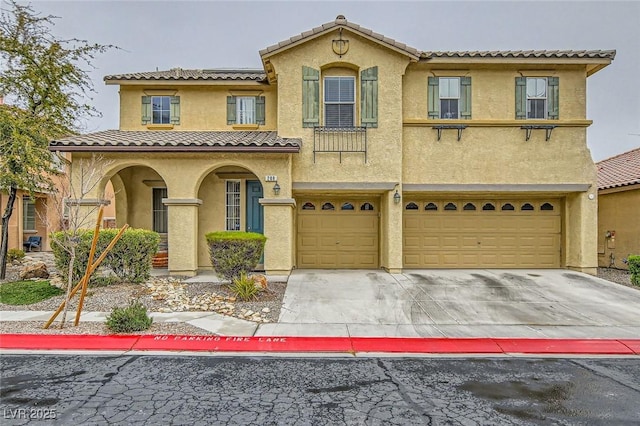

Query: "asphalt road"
left=1, top=354, right=639, bottom=425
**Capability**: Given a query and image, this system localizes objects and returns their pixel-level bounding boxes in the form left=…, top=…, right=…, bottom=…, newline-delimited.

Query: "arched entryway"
left=196, top=165, right=264, bottom=269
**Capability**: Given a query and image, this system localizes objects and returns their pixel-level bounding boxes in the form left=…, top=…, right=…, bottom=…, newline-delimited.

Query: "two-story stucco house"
left=50, top=16, right=614, bottom=277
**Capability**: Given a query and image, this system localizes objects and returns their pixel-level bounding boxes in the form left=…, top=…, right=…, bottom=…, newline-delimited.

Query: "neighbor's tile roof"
left=49, top=130, right=300, bottom=152
left=104, top=69, right=267, bottom=82
left=259, top=15, right=421, bottom=59
left=421, top=50, right=616, bottom=59
left=597, top=147, right=640, bottom=190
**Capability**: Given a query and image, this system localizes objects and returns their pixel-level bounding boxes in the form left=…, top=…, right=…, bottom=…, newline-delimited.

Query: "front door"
left=246, top=181, right=264, bottom=265
left=246, top=181, right=264, bottom=234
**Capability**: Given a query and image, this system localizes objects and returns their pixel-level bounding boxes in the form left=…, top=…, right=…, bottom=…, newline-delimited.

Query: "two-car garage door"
left=403, top=199, right=561, bottom=268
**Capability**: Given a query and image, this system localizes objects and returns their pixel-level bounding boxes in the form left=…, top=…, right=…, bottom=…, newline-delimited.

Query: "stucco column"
left=259, top=198, right=295, bottom=276
left=164, top=198, right=201, bottom=276
left=565, top=191, right=598, bottom=275
left=382, top=188, right=403, bottom=273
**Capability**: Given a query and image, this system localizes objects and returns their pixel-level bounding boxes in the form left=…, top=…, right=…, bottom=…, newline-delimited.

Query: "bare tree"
left=45, top=154, right=112, bottom=328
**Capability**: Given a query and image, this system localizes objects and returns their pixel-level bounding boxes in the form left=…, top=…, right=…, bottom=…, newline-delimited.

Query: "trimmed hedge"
left=628, top=255, right=640, bottom=286
left=51, top=228, right=160, bottom=284
left=205, top=231, right=266, bottom=282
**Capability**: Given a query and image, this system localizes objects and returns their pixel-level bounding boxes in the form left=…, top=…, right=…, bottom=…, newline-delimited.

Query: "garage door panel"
left=298, top=198, right=379, bottom=268
left=403, top=198, right=561, bottom=268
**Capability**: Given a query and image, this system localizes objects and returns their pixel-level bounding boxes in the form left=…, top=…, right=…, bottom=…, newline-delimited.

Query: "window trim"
left=526, top=77, right=548, bottom=119
left=151, top=95, right=171, bottom=125
left=235, top=96, right=256, bottom=125
left=439, top=77, right=460, bottom=119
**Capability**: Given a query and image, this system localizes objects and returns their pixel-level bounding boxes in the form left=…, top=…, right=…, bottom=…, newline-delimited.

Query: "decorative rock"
left=251, top=274, right=268, bottom=290
left=19, top=261, right=49, bottom=280
left=261, top=307, right=271, bottom=313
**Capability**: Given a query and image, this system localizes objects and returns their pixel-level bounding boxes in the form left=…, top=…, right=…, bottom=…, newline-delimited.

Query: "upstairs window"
left=516, top=77, right=559, bottom=120
left=227, top=96, right=265, bottom=125
left=324, top=76, right=355, bottom=127
left=142, top=95, right=180, bottom=125
left=428, top=77, right=471, bottom=119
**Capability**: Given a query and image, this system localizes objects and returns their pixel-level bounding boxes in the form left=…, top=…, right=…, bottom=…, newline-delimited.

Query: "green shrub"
left=628, top=255, right=640, bottom=286
left=205, top=231, right=266, bottom=282
left=0, top=280, right=63, bottom=305
left=7, top=248, right=25, bottom=263
left=51, top=228, right=160, bottom=284
left=229, top=272, right=260, bottom=301
left=105, top=300, right=153, bottom=333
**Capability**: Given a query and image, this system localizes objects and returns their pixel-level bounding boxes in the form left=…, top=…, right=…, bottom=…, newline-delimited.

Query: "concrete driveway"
left=259, top=269, right=640, bottom=338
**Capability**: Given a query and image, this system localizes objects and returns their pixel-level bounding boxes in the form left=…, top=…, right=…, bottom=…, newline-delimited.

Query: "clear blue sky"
left=18, top=0, right=640, bottom=161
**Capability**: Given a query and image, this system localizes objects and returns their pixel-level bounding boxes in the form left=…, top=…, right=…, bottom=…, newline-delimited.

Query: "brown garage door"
left=403, top=199, right=561, bottom=268
left=297, top=199, right=379, bottom=268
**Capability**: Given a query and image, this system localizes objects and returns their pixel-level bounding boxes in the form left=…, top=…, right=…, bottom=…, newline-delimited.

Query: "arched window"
left=360, top=202, right=374, bottom=211
left=444, top=202, right=457, bottom=211
left=501, top=203, right=515, bottom=211
left=540, top=202, right=554, bottom=211
left=425, top=202, right=438, bottom=211
left=302, top=202, right=315, bottom=210
left=521, top=203, right=534, bottom=211
left=321, top=202, right=335, bottom=210
left=482, top=203, right=496, bottom=211
left=405, top=202, right=419, bottom=210
left=341, top=202, right=354, bottom=210
left=463, top=203, right=476, bottom=211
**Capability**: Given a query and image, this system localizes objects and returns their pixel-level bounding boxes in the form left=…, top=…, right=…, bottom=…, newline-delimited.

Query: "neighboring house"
left=0, top=152, right=67, bottom=253
left=50, top=16, right=614, bottom=276
left=597, top=147, right=640, bottom=269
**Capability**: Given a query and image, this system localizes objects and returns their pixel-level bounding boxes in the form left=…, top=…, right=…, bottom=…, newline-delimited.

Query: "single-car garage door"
left=297, top=198, right=379, bottom=268
left=403, top=199, right=561, bottom=268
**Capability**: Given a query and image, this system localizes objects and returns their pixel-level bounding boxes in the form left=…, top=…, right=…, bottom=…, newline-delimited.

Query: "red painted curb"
left=133, top=335, right=353, bottom=352
left=494, top=338, right=636, bottom=355
left=619, top=340, right=640, bottom=355
left=0, top=333, right=139, bottom=351
left=1, top=334, right=639, bottom=355
left=351, top=337, right=503, bottom=353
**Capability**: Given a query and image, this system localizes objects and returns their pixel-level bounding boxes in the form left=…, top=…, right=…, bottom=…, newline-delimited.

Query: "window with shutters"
left=152, top=96, right=171, bottom=124
left=227, top=96, right=265, bottom=125
left=324, top=76, right=355, bottom=127
left=516, top=76, right=559, bottom=120
left=428, top=76, right=471, bottom=119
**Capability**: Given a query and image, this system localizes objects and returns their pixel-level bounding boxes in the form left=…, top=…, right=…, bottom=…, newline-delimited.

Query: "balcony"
left=313, top=126, right=367, bottom=163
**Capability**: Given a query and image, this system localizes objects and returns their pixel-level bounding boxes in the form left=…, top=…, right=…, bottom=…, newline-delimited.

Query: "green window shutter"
left=515, top=77, right=527, bottom=120
left=460, top=77, right=472, bottom=119
left=547, top=77, right=559, bottom=120
left=141, top=96, right=151, bottom=124
left=302, top=66, right=319, bottom=128
left=360, top=66, right=378, bottom=128
left=428, top=77, right=439, bottom=119
left=170, top=96, right=180, bottom=125
left=227, top=96, right=237, bottom=125
left=256, top=96, right=266, bottom=125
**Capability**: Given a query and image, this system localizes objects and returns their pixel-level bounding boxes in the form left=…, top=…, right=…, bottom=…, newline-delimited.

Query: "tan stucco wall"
left=0, top=189, right=59, bottom=252
left=598, top=186, right=640, bottom=270
left=119, top=85, right=277, bottom=131
left=267, top=29, right=410, bottom=184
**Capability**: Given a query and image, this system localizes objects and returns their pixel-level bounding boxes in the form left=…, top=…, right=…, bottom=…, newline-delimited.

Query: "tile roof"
left=597, top=147, right=640, bottom=190
left=104, top=69, right=267, bottom=82
left=49, top=130, right=300, bottom=153
left=259, top=15, right=421, bottom=59
left=421, top=50, right=616, bottom=60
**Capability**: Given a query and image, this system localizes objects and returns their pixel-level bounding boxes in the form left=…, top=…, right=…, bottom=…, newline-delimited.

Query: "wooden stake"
left=44, top=224, right=130, bottom=329
left=74, top=206, right=104, bottom=326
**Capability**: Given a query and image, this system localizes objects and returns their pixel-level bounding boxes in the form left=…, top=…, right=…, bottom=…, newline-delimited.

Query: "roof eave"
left=104, top=79, right=268, bottom=86
left=259, top=24, right=420, bottom=62
left=48, top=144, right=300, bottom=153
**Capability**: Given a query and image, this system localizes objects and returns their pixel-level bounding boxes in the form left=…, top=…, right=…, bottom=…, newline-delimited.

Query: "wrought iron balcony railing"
left=313, top=126, right=367, bottom=163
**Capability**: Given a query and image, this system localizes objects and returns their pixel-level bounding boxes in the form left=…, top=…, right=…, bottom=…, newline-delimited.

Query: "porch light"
left=273, top=182, right=281, bottom=195
left=393, top=190, right=401, bottom=204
